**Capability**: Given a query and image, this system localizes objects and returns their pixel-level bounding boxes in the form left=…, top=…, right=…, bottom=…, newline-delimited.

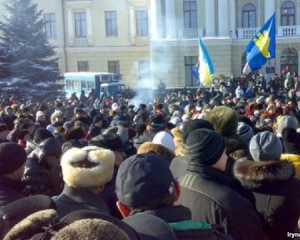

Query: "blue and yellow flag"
left=243, top=13, right=276, bottom=74
left=198, top=38, right=214, bottom=86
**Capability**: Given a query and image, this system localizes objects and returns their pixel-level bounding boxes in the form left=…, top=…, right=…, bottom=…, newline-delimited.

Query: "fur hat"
left=61, top=146, right=115, bottom=188
left=137, top=142, right=175, bottom=166
left=250, top=132, right=283, bottom=161
left=52, top=219, right=130, bottom=240
left=64, top=127, right=85, bottom=141
left=206, top=106, right=238, bottom=137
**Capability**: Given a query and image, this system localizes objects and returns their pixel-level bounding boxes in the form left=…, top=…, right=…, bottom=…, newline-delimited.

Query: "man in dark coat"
left=22, top=137, right=62, bottom=196
left=54, top=146, right=115, bottom=218
left=178, top=129, right=268, bottom=240
left=116, top=152, right=232, bottom=240
left=0, top=143, right=27, bottom=207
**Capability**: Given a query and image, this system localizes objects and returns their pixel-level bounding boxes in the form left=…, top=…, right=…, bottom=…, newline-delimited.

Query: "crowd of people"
left=0, top=72, right=300, bottom=239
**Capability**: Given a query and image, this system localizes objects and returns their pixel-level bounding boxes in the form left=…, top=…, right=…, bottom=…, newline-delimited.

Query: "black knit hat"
left=0, top=143, right=27, bottom=175
left=185, top=129, right=225, bottom=166
left=182, top=119, right=215, bottom=144
left=33, top=128, right=53, bottom=145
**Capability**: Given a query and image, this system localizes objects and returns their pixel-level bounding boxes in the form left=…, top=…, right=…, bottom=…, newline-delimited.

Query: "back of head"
left=185, top=129, right=225, bottom=167
left=237, top=122, right=254, bottom=146
left=282, top=127, right=300, bottom=154
left=137, top=142, right=175, bottom=166
left=277, top=115, right=297, bottom=136
left=152, top=131, right=175, bottom=152
left=116, top=153, right=175, bottom=209
left=206, top=106, right=238, bottom=136
left=64, top=127, right=85, bottom=142
left=52, top=219, right=130, bottom=240
left=182, top=119, right=214, bottom=144
left=61, top=146, right=115, bottom=188
left=33, top=128, right=53, bottom=145
left=249, top=131, right=283, bottom=161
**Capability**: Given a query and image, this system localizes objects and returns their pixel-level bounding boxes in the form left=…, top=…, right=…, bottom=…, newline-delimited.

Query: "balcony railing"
left=237, top=25, right=300, bottom=39
left=130, top=36, right=150, bottom=46
left=178, top=28, right=203, bottom=39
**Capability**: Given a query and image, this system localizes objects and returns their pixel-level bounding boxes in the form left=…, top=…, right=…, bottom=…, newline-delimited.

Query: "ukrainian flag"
left=198, top=38, right=214, bottom=86
left=243, top=13, right=276, bottom=74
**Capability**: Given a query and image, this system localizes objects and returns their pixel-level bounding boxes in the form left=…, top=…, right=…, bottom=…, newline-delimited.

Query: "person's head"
left=181, top=119, right=214, bottom=144
left=60, top=146, right=115, bottom=194
left=22, top=107, right=31, bottom=118
left=281, top=127, right=300, bottom=155
left=0, top=143, right=27, bottom=181
left=14, top=118, right=25, bottom=130
left=249, top=131, right=283, bottom=161
left=33, top=128, right=53, bottom=145
left=116, top=153, right=179, bottom=217
left=92, top=115, right=103, bottom=128
left=0, top=124, right=9, bottom=140
left=36, top=111, right=46, bottom=122
left=276, top=115, right=297, bottom=137
left=35, top=138, right=62, bottom=168
left=185, top=129, right=227, bottom=171
left=90, top=133, right=127, bottom=166
left=237, top=122, right=254, bottom=146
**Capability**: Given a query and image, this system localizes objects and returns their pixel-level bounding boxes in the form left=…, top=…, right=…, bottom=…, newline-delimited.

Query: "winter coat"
left=0, top=176, right=25, bottom=207
left=25, top=140, right=37, bottom=156
left=178, top=165, right=268, bottom=240
left=130, top=205, right=232, bottom=240
left=281, top=153, right=300, bottom=178
left=22, top=138, right=62, bottom=196
left=53, top=185, right=110, bottom=219
left=234, top=159, right=300, bottom=240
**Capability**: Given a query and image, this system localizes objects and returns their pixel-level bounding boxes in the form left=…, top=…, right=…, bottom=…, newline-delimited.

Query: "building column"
left=86, top=8, right=93, bottom=45
left=205, top=0, right=215, bottom=37
left=297, top=0, right=300, bottom=25
left=264, top=0, right=275, bottom=22
left=165, top=0, right=176, bottom=38
left=129, top=6, right=136, bottom=44
left=257, top=0, right=261, bottom=27
left=218, top=0, right=229, bottom=37
left=67, top=8, right=74, bottom=46
left=150, top=0, right=163, bottom=39
left=229, top=0, right=236, bottom=38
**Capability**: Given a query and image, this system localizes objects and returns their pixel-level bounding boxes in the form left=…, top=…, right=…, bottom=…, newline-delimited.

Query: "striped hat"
left=237, top=122, right=254, bottom=145
left=185, top=129, right=225, bottom=166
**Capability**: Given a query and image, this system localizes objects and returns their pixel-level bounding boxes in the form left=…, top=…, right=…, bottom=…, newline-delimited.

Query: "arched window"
left=242, top=3, right=256, bottom=28
left=281, top=1, right=295, bottom=26
left=280, top=48, right=298, bottom=77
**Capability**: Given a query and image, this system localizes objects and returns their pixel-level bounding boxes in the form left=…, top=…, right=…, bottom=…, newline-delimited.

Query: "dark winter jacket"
left=22, top=138, right=62, bottom=196
left=140, top=205, right=232, bottom=240
left=0, top=176, right=25, bottom=207
left=25, top=140, right=37, bottom=156
left=178, top=165, right=268, bottom=240
left=234, top=159, right=300, bottom=240
left=53, top=185, right=110, bottom=219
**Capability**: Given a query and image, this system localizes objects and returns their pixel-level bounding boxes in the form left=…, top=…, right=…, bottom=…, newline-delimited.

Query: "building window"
left=281, top=1, right=295, bottom=26
left=138, top=60, right=151, bottom=80
left=105, top=11, right=118, bottom=36
left=44, top=13, right=57, bottom=38
left=183, top=1, right=197, bottom=28
left=77, top=61, right=89, bottom=72
left=280, top=48, right=298, bottom=77
left=74, top=12, right=87, bottom=37
left=242, top=3, right=256, bottom=28
left=184, top=56, right=198, bottom=87
left=108, top=61, right=120, bottom=74
left=136, top=10, right=148, bottom=36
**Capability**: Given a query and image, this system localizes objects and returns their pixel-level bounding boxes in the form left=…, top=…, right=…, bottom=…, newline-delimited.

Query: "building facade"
left=0, top=0, right=299, bottom=88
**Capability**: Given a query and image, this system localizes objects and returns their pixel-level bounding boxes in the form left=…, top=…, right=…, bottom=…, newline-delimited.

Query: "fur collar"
left=224, top=135, right=247, bottom=154
left=233, top=159, right=295, bottom=190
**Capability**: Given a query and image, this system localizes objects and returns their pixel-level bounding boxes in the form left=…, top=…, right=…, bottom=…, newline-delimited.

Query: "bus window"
left=100, top=75, right=111, bottom=82
left=81, top=80, right=87, bottom=90
left=87, top=81, right=95, bottom=90
left=73, top=80, right=80, bottom=90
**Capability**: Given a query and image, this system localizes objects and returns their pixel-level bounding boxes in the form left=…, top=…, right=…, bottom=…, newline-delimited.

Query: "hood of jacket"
left=233, top=159, right=295, bottom=190
left=29, top=137, right=62, bottom=162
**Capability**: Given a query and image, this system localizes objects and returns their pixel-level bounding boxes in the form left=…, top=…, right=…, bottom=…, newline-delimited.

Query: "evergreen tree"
left=0, top=0, right=62, bottom=99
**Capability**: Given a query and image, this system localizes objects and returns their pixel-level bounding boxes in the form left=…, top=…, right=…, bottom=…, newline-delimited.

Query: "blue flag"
left=198, top=38, right=214, bottom=86
left=243, top=13, right=276, bottom=74
left=192, top=63, right=200, bottom=85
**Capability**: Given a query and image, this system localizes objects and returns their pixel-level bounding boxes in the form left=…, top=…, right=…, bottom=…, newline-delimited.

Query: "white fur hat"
left=61, top=146, right=115, bottom=188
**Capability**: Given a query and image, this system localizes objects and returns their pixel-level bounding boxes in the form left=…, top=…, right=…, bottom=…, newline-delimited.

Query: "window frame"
left=74, top=12, right=87, bottom=37
left=105, top=11, right=118, bottom=37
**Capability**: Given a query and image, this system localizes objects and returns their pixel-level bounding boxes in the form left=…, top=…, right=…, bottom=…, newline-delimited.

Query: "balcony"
left=178, top=28, right=203, bottom=39
left=237, top=25, right=300, bottom=39
left=68, top=37, right=92, bottom=47
left=130, top=36, right=150, bottom=46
